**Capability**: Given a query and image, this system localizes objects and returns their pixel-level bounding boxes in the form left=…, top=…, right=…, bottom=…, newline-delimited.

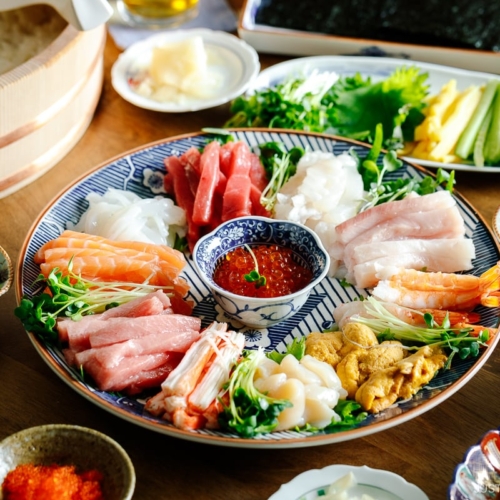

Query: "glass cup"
left=116, top=0, right=200, bottom=29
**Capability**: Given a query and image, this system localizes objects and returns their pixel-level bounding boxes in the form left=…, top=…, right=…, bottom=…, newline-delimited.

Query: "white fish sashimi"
left=70, top=188, right=186, bottom=247
left=349, top=239, right=476, bottom=288
left=335, top=190, right=456, bottom=246
left=339, top=205, right=466, bottom=267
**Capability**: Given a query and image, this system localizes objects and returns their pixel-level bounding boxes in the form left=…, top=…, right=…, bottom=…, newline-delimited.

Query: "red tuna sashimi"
left=83, top=352, right=172, bottom=392
left=74, top=330, right=200, bottom=368
left=219, top=141, right=236, bottom=177
left=249, top=152, right=268, bottom=192
left=180, top=147, right=201, bottom=175
left=250, top=185, right=271, bottom=217
left=89, top=314, right=202, bottom=348
left=193, top=140, right=221, bottom=225
left=125, top=355, right=184, bottom=395
left=57, top=291, right=171, bottom=344
left=166, top=155, right=201, bottom=252
left=222, top=142, right=252, bottom=222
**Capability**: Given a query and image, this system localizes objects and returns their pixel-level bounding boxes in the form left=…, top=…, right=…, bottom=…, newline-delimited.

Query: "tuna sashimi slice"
left=57, top=291, right=172, bottom=344
left=193, top=140, right=221, bottom=226
left=166, top=155, right=200, bottom=252
left=83, top=352, right=172, bottom=392
left=89, top=314, right=202, bottom=348
left=74, top=329, right=201, bottom=368
left=125, top=355, right=184, bottom=396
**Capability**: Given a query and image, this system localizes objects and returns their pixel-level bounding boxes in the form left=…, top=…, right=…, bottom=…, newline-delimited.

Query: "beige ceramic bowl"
left=0, top=424, right=135, bottom=500
left=0, top=245, right=12, bottom=297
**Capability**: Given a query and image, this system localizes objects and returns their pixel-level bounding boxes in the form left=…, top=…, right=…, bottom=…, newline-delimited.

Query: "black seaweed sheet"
left=254, top=0, right=500, bottom=52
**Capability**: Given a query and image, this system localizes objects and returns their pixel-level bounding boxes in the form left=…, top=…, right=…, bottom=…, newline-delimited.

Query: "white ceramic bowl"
left=193, top=216, right=330, bottom=328
left=0, top=424, right=135, bottom=500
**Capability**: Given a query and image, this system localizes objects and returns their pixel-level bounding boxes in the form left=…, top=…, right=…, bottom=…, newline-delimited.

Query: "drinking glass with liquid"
left=116, top=0, right=200, bottom=29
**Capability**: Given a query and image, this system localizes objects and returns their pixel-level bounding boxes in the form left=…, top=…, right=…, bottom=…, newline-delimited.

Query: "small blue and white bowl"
left=193, top=216, right=330, bottom=328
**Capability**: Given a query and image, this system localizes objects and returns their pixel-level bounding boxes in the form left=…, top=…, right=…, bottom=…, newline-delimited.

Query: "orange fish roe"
left=213, top=244, right=312, bottom=298
left=2, top=463, right=104, bottom=500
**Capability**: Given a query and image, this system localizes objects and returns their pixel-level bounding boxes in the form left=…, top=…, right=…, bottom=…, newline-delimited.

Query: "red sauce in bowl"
left=213, top=245, right=312, bottom=298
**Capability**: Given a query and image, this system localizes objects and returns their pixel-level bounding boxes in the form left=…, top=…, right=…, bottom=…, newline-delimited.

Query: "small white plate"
left=493, top=206, right=500, bottom=242
left=248, top=55, right=500, bottom=173
left=268, top=464, right=429, bottom=500
left=111, top=28, right=260, bottom=113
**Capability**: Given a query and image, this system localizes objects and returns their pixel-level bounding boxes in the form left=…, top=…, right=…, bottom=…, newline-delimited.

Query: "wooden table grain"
left=1, top=31, right=500, bottom=500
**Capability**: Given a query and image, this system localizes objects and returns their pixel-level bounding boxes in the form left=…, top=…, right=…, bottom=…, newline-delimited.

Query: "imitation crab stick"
left=145, top=322, right=246, bottom=430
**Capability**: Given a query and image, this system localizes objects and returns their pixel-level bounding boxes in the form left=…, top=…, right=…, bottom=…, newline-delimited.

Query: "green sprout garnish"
left=243, top=245, right=267, bottom=288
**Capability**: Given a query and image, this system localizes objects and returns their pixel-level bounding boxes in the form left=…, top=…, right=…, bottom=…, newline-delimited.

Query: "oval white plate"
left=17, top=130, right=500, bottom=449
left=248, top=55, right=500, bottom=173
left=268, top=464, right=429, bottom=500
left=111, top=28, right=260, bottom=112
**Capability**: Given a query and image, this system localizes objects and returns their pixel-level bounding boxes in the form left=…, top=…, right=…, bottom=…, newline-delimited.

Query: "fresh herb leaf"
left=218, top=349, right=292, bottom=437
left=243, top=245, right=267, bottom=289
left=267, top=337, right=306, bottom=363
left=324, top=400, right=368, bottom=432
left=14, top=262, right=175, bottom=345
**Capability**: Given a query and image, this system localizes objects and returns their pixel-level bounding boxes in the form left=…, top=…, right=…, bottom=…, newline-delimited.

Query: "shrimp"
left=372, top=262, right=500, bottom=310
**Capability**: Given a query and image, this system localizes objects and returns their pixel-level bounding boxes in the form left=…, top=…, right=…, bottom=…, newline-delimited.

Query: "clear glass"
left=116, top=0, right=199, bottom=29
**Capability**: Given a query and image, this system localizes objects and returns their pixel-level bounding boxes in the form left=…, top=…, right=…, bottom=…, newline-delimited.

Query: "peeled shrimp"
left=372, top=262, right=500, bottom=310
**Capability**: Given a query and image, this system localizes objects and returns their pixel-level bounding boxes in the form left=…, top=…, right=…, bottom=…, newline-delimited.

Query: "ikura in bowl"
left=193, top=216, right=330, bottom=328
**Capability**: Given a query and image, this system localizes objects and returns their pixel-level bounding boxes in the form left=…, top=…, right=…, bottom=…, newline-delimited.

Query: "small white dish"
left=111, top=28, right=260, bottom=113
left=268, top=464, right=429, bottom=500
left=493, top=206, right=500, bottom=242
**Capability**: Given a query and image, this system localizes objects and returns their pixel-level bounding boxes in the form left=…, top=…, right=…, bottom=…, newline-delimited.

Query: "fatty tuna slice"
left=89, top=314, right=202, bottom=348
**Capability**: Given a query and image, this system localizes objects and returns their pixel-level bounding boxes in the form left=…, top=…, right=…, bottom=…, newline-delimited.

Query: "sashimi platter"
left=16, top=129, right=500, bottom=448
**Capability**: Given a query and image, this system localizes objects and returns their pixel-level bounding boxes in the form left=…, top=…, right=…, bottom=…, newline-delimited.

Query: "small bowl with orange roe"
left=193, top=216, right=330, bottom=328
left=0, top=424, right=135, bottom=500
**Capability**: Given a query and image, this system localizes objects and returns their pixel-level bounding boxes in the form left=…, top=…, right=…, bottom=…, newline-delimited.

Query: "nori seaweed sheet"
left=254, top=0, right=500, bottom=51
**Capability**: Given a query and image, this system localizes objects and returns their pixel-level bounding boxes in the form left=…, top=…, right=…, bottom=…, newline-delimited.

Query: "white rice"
left=0, top=5, right=66, bottom=76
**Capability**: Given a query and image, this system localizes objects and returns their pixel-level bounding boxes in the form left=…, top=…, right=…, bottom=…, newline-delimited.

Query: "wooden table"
left=1, top=30, right=500, bottom=500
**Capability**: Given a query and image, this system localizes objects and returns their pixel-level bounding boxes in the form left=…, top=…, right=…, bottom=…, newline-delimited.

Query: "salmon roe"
left=2, top=463, right=104, bottom=500
left=213, top=244, right=312, bottom=298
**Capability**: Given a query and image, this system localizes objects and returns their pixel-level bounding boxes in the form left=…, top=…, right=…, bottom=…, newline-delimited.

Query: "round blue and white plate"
left=16, top=129, right=500, bottom=448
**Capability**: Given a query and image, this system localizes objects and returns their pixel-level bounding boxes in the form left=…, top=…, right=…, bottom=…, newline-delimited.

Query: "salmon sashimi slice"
left=36, top=230, right=186, bottom=272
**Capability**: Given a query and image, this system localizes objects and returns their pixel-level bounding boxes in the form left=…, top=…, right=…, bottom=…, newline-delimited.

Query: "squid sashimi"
left=372, top=262, right=500, bottom=310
